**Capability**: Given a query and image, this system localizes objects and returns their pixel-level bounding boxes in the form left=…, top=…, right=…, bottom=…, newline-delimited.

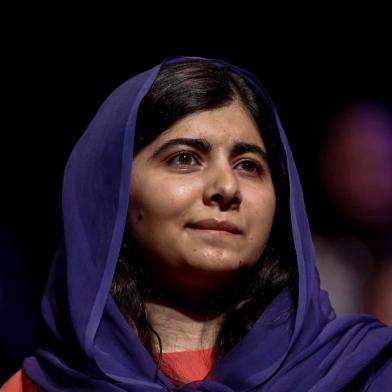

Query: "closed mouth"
left=185, top=219, right=242, bottom=234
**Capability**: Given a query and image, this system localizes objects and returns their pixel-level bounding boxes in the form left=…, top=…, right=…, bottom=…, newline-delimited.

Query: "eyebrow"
left=231, top=141, right=268, bottom=163
left=148, top=137, right=268, bottom=164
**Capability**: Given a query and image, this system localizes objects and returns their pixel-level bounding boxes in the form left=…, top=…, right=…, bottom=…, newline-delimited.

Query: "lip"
left=186, top=219, right=242, bottom=234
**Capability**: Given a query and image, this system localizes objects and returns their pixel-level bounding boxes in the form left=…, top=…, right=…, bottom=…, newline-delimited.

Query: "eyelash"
left=166, top=152, right=198, bottom=168
left=166, top=151, right=264, bottom=176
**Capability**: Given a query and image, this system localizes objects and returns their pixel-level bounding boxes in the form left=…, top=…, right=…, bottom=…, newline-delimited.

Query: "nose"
left=203, top=160, right=242, bottom=211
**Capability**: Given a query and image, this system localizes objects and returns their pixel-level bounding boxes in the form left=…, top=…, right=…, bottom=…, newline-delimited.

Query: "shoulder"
left=1, top=369, right=40, bottom=392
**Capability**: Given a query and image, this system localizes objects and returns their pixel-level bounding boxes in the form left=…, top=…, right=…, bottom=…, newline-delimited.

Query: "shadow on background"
left=0, top=225, right=40, bottom=384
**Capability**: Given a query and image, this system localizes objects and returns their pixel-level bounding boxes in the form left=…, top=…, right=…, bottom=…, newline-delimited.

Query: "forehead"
left=153, top=103, right=266, bottom=148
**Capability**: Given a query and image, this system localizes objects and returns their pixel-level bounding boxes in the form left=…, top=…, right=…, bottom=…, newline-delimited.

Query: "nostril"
left=209, top=192, right=241, bottom=211
left=211, top=193, right=224, bottom=203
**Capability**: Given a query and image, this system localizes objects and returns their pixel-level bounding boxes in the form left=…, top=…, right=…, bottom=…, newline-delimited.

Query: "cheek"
left=246, top=186, right=276, bottom=240
left=128, top=176, right=199, bottom=229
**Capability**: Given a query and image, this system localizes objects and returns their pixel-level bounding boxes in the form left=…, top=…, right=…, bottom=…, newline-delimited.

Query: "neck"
left=146, top=297, right=224, bottom=353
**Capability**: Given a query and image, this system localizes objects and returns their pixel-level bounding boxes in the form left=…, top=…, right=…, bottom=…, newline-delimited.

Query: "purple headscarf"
left=23, top=56, right=392, bottom=391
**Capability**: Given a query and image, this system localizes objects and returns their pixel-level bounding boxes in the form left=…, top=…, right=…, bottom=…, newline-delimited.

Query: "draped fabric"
left=23, top=56, right=392, bottom=391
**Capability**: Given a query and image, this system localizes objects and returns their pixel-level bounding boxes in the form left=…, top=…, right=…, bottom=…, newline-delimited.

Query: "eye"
left=235, top=160, right=263, bottom=175
left=167, top=152, right=199, bottom=168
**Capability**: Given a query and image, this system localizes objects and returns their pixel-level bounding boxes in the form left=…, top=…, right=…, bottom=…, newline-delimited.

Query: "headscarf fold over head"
left=24, top=56, right=392, bottom=391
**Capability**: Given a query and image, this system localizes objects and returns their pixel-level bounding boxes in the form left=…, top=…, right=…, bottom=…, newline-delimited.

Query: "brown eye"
left=235, top=160, right=263, bottom=175
left=167, top=152, right=199, bottom=168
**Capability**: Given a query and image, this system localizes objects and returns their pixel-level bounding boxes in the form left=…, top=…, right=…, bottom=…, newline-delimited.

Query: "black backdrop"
left=1, top=14, right=391, bottom=382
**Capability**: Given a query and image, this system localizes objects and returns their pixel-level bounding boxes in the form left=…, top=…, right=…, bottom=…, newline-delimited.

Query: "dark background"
left=1, top=13, right=391, bottom=382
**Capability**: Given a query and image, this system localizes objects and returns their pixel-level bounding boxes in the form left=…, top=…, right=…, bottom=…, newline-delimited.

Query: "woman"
left=2, top=56, right=391, bottom=391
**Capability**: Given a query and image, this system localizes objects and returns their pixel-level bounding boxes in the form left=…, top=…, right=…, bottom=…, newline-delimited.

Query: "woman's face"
left=128, top=103, right=276, bottom=299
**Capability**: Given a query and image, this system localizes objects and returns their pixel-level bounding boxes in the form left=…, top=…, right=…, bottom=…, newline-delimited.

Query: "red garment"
left=1, top=370, right=40, bottom=392
left=153, top=347, right=214, bottom=385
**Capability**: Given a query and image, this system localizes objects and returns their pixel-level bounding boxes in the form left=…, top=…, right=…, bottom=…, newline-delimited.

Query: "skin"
left=127, top=102, right=276, bottom=352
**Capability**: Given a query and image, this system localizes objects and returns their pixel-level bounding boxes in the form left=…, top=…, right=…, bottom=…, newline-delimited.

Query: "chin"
left=181, top=260, right=249, bottom=284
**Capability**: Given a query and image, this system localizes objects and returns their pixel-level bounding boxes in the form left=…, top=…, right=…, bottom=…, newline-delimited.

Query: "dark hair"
left=110, top=61, right=295, bottom=383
